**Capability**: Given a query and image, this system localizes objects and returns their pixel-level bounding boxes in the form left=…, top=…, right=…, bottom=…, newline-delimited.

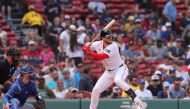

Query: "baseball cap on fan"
left=69, top=24, right=76, bottom=31
left=64, top=15, right=71, bottom=19
left=162, top=81, right=170, bottom=88
left=165, top=22, right=172, bottom=27
left=77, top=26, right=86, bottom=31
left=139, top=79, right=145, bottom=85
left=28, top=40, right=35, bottom=45
left=151, top=74, right=159, bottom=80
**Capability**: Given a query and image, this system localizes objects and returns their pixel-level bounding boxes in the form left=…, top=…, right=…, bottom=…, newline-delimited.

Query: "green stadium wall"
left=0, top=99, right=190, bottom=109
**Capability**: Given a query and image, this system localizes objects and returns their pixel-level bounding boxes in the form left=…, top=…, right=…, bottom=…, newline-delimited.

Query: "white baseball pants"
left=90, top=65, right=130, bottom=109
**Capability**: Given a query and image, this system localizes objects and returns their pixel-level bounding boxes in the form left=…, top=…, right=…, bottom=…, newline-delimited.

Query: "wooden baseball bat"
left=90, top=19, right=116, bottom=44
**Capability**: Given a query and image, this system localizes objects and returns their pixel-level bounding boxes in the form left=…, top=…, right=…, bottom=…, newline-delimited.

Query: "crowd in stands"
left=1, top=0, right=190, bottom=100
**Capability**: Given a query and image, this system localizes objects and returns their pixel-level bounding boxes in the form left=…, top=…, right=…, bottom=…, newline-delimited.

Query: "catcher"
left=3, top=65, right=45, bottom=109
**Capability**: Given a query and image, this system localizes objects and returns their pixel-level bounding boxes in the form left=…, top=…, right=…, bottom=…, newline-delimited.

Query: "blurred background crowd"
left=1, top=0, right=190, bottom=100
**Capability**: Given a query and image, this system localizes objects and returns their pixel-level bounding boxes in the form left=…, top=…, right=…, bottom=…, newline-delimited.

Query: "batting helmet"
left=100, top=29, right=112, bottom=38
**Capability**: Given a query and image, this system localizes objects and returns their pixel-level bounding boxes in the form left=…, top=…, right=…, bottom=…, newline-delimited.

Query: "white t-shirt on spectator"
left=77, top=33, right=86, bottom=45
left=66, top=46, right=84, bottom=58
left=53, top=89, right=69, bottom=99
left=43, top=74, right=53, bottom=85
left=88, top=1, right=105, bottom=13
left=96, top=2, right=105, bottom=13
left=60, top=30, right=70, bottom=52
left=135, top=89, right=153, bottom=99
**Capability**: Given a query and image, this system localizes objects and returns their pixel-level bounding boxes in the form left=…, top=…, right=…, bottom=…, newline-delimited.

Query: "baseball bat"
left=90, top=19, right=116, bottom=44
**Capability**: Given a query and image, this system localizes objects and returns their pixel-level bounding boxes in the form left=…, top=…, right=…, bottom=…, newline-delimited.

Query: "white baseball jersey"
left=90, top=41, right=124, bottom=70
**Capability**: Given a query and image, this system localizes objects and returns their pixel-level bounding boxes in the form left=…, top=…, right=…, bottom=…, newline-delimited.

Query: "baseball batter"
left=82, top=29, right=143, bottom=109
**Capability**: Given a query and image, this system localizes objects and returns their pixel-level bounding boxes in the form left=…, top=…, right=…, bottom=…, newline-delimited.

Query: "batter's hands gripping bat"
left=90, top=19, right=116, bottom=44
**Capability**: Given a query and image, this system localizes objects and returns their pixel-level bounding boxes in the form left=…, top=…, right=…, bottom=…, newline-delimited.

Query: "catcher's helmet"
left=100, top=29, right=112, bottom=38
left=20, top=65, right=35, bottom=74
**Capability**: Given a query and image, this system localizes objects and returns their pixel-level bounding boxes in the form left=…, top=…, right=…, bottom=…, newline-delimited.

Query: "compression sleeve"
left=83, top=45, right=109, bottom=60
left=3, top=95, right=10, bottom=104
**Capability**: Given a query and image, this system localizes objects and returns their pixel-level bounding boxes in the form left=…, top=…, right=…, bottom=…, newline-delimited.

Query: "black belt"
left=108, top=64, right=124, bottom=71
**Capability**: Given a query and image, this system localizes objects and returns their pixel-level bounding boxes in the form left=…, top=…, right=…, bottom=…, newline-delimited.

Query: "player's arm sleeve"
left=3, top=84, right=21, bottom=104
left=83, top=45, right=109, bottom=60
left=86, top=51, right=109, bottom=60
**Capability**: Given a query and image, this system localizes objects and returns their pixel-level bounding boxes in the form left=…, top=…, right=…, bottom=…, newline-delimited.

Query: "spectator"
left=157, top=81, right=171, bottom=98
left=61, top=15, right=72, bottom=29
left=0, top=0, right=12, bottom=18
left=0, top=24, right=7, bottom=47
left=121, top=75, right=139, bottom=98
left=79, top=67, right=94, bottom=92
left=122, top=41, right=143, bottom=60
left=168, top=38, right=185, bottom=62
left=44, top=0, right=62, bottom=24
left=161, top=22, right=176, bottom=41
left=76, top=15, right=86, bottom=27
left=147, top=75, right=163, bottom=98
left=47, top=69, right=59, bottom=90
left=59, top=24, right=76, bottom=55
left=167, top=32, right=176, bottom=48
left=73, top=63, right=82, bottom=89
left=61, top=69, right=74, bottom=88
left=116, top=35, right=126, bottom=53
left=169, top=77, right=186, bottom=99
left=85, top=18, right=95, bottom=36
left=53, top=80, right=69, bottom=99
left=88, top=0, right=106, bottom=14
left=40, top=44, right=55, bottom=65
left=179, top=9, right=190, bottom=32
left=149, top=39, right=168, bottom=60
left=44, top=66, right=58, bottom=85
left=133, top=18, right=146, bottom=40
left=184, top=87, right=190, bottom=99
left=48, top=16, right=64, bottom=55
left=64, top=88, right=84, bottom=99
left=166, top=67, right=176, bottom=84
left=124, top=16, right=135, bottom=32
left=135, top=79, right=153, bottom=99
left=162, top=0, right=179, bottom=30
left=77, top=26, right=87, bottom=45
left=144, top=38, right=153, bottom=57
left=20, top=5, right=45, bottom=36
left=23, top=29, right=42, bottom=46
left=182, top=24, right=190, bottom=47
left=145, top=23, right=161, bottom=42
left=36, top=77, right=55, bottom=98
left=23, top=40, right=42, bottom=66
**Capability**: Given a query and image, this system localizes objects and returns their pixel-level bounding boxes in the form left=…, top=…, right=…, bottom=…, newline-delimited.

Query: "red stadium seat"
left=2, top=25, right=10, bottom=31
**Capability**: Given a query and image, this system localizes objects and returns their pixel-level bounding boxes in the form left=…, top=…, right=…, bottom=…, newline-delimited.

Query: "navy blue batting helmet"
left=100, top=29, right=112, bottom=38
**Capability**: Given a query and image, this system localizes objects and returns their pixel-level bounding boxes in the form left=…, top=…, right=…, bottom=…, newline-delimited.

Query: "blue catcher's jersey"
left=6, top=78, right=38, bottom=106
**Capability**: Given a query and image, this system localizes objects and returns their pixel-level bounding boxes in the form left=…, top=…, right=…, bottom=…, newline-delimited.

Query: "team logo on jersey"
left=105, top=49, right=110, bottom=53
